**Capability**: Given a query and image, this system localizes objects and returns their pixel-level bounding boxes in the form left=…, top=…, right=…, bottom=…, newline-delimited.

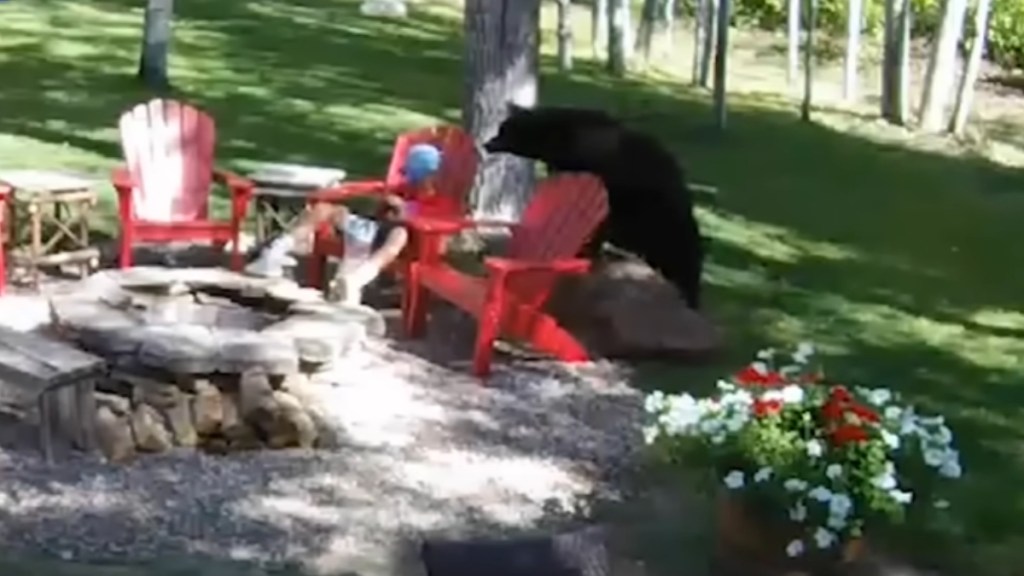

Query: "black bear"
left=483, top=103, right=705, bottom=310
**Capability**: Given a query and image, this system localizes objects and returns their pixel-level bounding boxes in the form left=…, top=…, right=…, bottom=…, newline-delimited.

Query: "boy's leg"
left=331, top=220, right=409, bottom=305
left=246, top=202, right=348, bottom=278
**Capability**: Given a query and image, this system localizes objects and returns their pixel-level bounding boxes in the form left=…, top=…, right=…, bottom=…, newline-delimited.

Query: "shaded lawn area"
left=2, top=0, right=1024, bottom=574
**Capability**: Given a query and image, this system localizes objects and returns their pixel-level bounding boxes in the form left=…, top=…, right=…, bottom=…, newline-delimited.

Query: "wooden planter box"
left=713, top=492, right=865, bottom=576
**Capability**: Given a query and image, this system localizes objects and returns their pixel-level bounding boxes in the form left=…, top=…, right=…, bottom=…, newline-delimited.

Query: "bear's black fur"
left=484, top=104, right=705, bottom=310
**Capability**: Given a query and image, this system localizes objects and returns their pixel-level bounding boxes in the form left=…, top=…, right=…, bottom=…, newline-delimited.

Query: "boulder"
left=548, top=255, right=723, bottom=360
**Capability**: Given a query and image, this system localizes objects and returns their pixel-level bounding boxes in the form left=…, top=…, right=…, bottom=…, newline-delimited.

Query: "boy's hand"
left=381, top=193, right=405, bottom=216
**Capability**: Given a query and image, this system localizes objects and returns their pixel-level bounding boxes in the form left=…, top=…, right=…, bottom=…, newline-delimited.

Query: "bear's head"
left=483, top=103, right=622, bottom=172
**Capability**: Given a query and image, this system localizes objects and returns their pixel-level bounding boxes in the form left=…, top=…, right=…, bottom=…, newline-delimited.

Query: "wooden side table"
left=247, top=163, right=346, bottom=242
left=0, top=170, right=101, bottom=290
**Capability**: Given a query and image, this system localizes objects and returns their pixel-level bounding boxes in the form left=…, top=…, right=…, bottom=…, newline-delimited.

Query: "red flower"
left=735, top=366, right=785, bottom=387
left=831, top=424, right=869, bottom=445
left=829, top=385, right=853, bottom=403
left=753, top=398, right=783, bottom=417
left=822, top=399, right=845, bottom=422
left=848, top=403, right=880, bottom=424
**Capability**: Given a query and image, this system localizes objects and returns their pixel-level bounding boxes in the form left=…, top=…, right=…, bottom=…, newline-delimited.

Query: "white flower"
left=786, top=539, right=805, bottom=557
left=825, top=464, right=843, bottom=480
left=644, top=391, right=667, bottom=413
left=756, top=348, right=775, bottom=360
left=828, top=493, right=853, bottom=517
left=780, top=384, right=805, bottom=404
left=884, top=405, right=902, bottom=421
left=813, top=527, right=836, bottom=549
left=751, top=361, right=769, bottom=375
left=754, top=467, right=773, bottom=483
left=867, top=388, right=893, bottom=406
left=881, top=430, right=901, bottom=450
left=784, top=478, right=809, bottom=492
left=939, top=458, right=962, bottom=479
left=872, top=468, right=897, bottom=490
left=932, top=425, right=954, bottom=445
left=826, top=515, right=847, bottom=530
left=789, top=501, right=807, bottom=522
left=808, top=486, right=832, bottom=502
left=890, top=489, right=913, bottom=504
left=923, top=447, right=947, bottom=467
left=793, top=342, right=815, bottom=363
left=661, top=394, right=702, bottom=435
left=723, top=470, right=745, bottom=489
left=642, top=425, right=659, bottom=444
left=806, top=440, right=824, bottom=458
left=711, top=434, right=727, bottom=445
left=934, top=499, right=950, bottom=509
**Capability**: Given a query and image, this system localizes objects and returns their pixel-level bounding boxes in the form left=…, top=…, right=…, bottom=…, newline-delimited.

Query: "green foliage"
left=728, top=0, right=1024, bottom=69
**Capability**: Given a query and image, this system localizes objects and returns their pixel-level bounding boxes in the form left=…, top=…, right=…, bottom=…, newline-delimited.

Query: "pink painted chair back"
left=503, top=173, right=609, bottom=305
left=118, top=99, right=217, bottom=223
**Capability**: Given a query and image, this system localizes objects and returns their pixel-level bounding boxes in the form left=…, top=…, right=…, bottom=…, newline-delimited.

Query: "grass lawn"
left=2, top=0, right=1024, bottom=574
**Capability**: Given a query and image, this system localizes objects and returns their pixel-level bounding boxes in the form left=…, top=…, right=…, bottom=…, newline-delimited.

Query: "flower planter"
left=713, top=492, right=865, bottom=576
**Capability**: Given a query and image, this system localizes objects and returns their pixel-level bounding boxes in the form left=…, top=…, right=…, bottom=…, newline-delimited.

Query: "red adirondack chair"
left=111, top=99, right=254, bottom=270
left=307, top=125, right=479, bottom=289
left=401, top=173, right=609, bottom=377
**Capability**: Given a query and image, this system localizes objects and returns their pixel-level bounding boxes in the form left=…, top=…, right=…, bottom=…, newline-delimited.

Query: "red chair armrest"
left=484, top=256, right=591, bottom=276
left=401, top=216, right=517, bottom=235
left=111, top=167, right=135, bottom=194
left=213, top=168, right=254, bottom=194
left=311, top=180, right=388, bottom=203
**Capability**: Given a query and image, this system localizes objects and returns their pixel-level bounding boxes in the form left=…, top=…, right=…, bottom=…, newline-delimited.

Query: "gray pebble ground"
left=0, top=293, right=645, bottom=576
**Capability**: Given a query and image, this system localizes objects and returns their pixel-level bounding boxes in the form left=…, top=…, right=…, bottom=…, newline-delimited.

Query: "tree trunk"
left=137, top=0, right=174, bottom=91
left=712, top=0, right=731, bottom=129
left=607, top=0, right=629, bottom=75
left=918, top=0, right=969, bottom=132
left=787, top=0, right=801, bottom=86
left=881, top=0, right=912, bottom=124
left=950, top=0, right=992, bottom=135
left=556, top=0, right=574, bottom=71
left=843, top=0, right=863, bottom=102
left=695, top=0, right=717, bottom=87
left=463, top=0, right=541, bottom=220
left=636, top=0, right=660, bottom=61
left=592, top=0, right=609, bottom=58
left=662, top=0, right=677, bottom=52
left=801, top=0, right=818, bottom=121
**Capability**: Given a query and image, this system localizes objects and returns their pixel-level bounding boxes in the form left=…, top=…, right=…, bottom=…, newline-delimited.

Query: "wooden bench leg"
left=37, top=392, right=54, bottom=465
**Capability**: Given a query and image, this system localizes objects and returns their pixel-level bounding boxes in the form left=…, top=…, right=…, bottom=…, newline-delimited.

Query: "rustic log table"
left=247, top=163, right=347, bottom=242
left=0, top=170, right=101, bottom=290
left=0, top=325, right=105, bottom=464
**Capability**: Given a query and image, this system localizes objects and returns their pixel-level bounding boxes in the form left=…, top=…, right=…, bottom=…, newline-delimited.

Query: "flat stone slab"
left=49, top=267, right=385, bottom=377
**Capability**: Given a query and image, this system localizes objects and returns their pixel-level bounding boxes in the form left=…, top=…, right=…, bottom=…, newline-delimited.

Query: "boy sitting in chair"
left=245, top=143, right=444, bottom=305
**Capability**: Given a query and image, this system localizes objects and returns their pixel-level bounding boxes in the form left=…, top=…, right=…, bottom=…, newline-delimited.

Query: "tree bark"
left=918, top=0, right=969, bottom=132
left=137, top=0, right=174, bottom=91
left=881, top=0, right=911, bottom=124
left=592, top=0, right=609, bottom=58
left=556, top=0, right=573, bottom=71
left=607, top=0, right=629, bottom=75
left=712, top=0, right=731, bottom=129
left=693, top=0, right=717, bottom=87
left=787, top=0, right=801, bottom=86
left=662, top=0, right=677, bottom=53
left=636, top=0, right=660, bottom=61
left=801, top=0, right=818, bottom=121
left=950, top=0, right=992, bottom=135
left=843, top=0, right=863, bottom=102
left=463, top=0, right=540, bottom=220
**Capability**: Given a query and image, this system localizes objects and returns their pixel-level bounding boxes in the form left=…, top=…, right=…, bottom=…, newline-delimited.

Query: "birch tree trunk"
left=918, top=0, right=969, bottom=132
left=787, top=0, right=801, bottom=86
left=950, top=0, right=992, bottom=135
left=881, top=0, right=912, bottom=124
left=463, top=0, right=540, bottom=220
left=137, top=0, right=174, bottom=91
left=694, top=0, right=717, bottom=87
left=843, top=0, right=863, bottom=102
left=801, top=0, right=818, bottom=121
left=592, top=0, right=609, bottom=58
left=712, top=0, right=731, bottom=129
left=608, top=0, right=629, bottom=75
left=662, top=0, right=677, bottom=52
left=556, top=0, right=573, bottom=71
left=636, top=0, right=660, bottom=61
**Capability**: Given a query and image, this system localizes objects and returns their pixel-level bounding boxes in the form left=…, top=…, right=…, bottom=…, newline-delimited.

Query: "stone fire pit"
left=46, top=267, right=386, bottom=461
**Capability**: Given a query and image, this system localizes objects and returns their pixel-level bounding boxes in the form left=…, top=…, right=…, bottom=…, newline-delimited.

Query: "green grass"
left=3, top=0, right=1024, bottom=574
